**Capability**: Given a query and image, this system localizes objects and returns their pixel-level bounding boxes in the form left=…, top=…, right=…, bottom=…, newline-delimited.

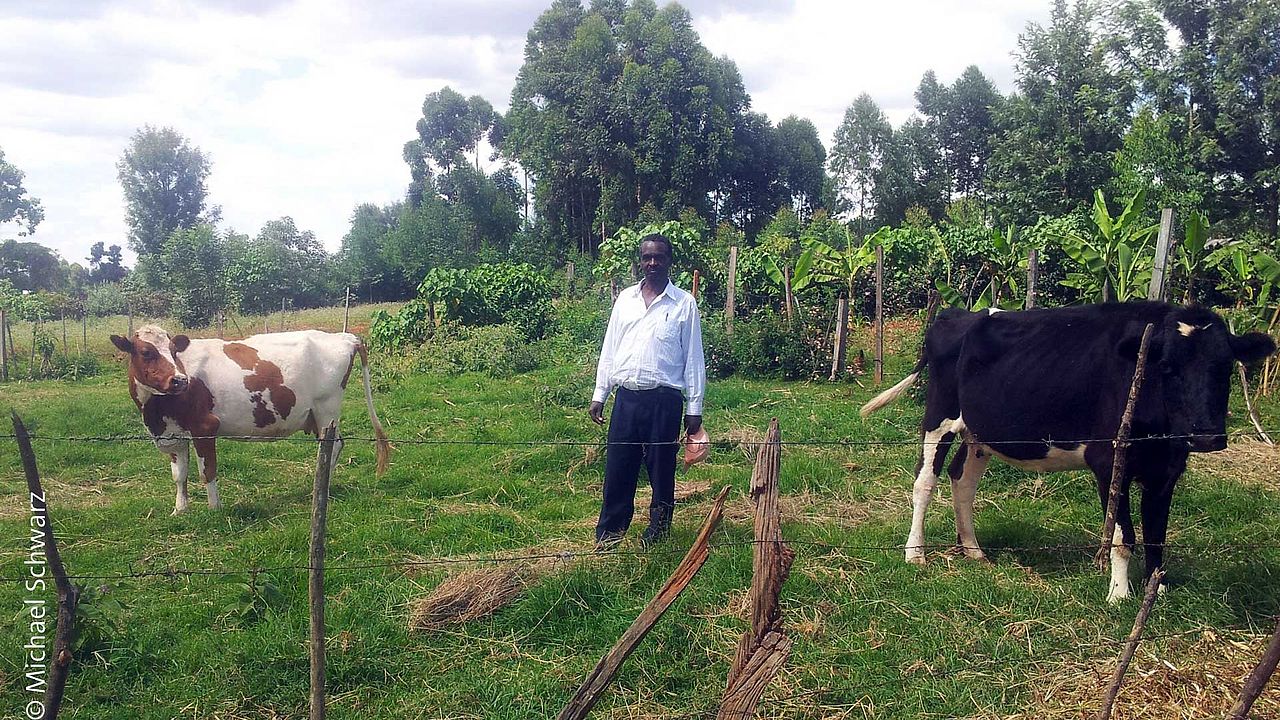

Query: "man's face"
left=639, top=240, right=672, bottom=284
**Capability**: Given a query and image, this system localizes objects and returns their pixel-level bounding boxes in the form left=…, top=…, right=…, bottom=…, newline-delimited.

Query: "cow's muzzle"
left=168, top=375, right=190, bottom=394
left=1188, top=431, right=1227, bottom=452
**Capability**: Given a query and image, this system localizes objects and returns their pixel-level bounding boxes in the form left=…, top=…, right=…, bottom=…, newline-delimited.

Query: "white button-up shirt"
left=592, top=279, right=706, bottom=415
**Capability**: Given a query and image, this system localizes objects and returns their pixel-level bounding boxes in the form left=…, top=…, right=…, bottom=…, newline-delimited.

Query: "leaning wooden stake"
left=1237, top=362, right=1274, bottom=446
left=1227, top=616, right=1280, bottom=719
left=1095, top=568, right=1165, bottom=720
left=309, top=423, right=338, bottom=720
left=725, top=246, right=738, bottom=338
left=720, top=418, right=794, bottom=719
left=1097, top=323, right=1153, bottom=570
left=874, top=246, right=884, bottom=385
left=342, top=287, right=350, bottom=333
left=13, top=411, right=81, bottom=720
left=557, top=485, right=732, bottom=720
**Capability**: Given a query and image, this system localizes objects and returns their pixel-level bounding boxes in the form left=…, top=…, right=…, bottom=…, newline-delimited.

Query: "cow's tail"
left=860, top=356, right=926, bottom=418
left=356, top=342, right=391, bottom=475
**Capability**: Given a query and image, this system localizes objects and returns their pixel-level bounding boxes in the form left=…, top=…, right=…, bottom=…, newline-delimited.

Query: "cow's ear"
left=1230, top=332, right=1276, bottom=364
left=110, top=335, right=134, bottom=354
left=171, top=335, right=191, bottom=353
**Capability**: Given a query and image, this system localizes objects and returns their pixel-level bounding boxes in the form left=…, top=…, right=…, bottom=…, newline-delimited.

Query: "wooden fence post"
left=874, top=245, right=884, bottom=385
left=829, top=298, right=848, bottom=382
left=1097, top=323, right=1153, bottom=571
left=309, top=423, right=338, bottom=720
left=719, top=419, right=793, bottom=719
left=127, top=302, right=133, bottom=337
left=566, top=263, right=575, bottom=299
left=81, top=313, right=87, bottom=356
left=691, top=269, right=700, bottom=300
left=1095, top=569, right=1165, bottom=720
left=1026, top=249, right=1039, bottom=309
left=1, top=308, right=8, bottom=381
left=557, top=486, right=732, bottom=720
left=782, top=268, right=794, bottom=324
left=13, top=412, right=81, bottom=720
left=342, top=287, right=350, bottom=333
left=1228, top=617, right=1280, bottom=719
left=725, top=246, right=738, bottom=338
left=1148, top=208, right=1175, bottom=302
left=61, top=311, right=67, bottom=355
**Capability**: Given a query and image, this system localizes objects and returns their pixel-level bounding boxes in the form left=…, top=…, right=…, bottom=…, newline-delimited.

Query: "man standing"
left=589, top=233, right=706, bottom=550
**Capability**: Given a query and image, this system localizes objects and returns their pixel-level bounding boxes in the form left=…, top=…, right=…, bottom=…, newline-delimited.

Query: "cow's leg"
left=169, top=441, right=191, bottom=515
left=1139, top=475, right=1178, bottom=593
left=907, top=421, right=956, bottom=565
left=193, top=438, right=221, bottom=510
left=1095, top=475, right=1136, bottom=603
left=950, top=441, right=990, bottom=561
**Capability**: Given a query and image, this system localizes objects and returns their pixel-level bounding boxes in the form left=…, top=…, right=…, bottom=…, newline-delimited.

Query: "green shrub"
left=85, top=282, right=129, bottom=316
left=411, top=323, right=544, bottom=378
left=703, top=310, right=823, bottom=380
left=553, top=295, right=609, bottom=347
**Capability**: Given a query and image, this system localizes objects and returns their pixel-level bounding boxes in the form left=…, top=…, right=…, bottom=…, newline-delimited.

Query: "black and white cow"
left=861, top=302, right=1275, bottom=602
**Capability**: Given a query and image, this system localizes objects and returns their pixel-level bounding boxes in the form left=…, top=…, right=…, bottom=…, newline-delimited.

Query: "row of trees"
left=3, top=0, right=1276, bottom=329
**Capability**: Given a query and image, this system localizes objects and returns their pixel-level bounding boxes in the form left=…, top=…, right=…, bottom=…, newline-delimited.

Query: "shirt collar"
left=632, top=278, right=673, bottom=299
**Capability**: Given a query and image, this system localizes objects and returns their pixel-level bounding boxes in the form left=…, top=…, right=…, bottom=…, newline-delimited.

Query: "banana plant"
left=1053, top=189, right=1158, bottom=302
left=804, top=226, right=884, bottom=301
left=1175, top=210, right=1211, bottom=302
left=936, top=225, right=1026, bottom=311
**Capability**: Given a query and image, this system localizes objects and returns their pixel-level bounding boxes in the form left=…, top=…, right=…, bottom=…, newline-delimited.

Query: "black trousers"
left=596, top=386, right=683, bottom=540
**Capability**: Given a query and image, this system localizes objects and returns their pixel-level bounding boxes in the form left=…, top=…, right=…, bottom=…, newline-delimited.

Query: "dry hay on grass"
left=996, top=630, right=1280, bottom=719
left=1190, top=437, right=1280, bottom=491
left=406, top=543, right=574, bottom=633
left=720, top=488, right=877, bottom=531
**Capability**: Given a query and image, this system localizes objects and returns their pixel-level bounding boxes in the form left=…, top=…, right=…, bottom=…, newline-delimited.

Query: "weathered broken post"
left=720, top=418, right=793, bottom=719
left=566, top=262, right=575, bottom=299
left=557, top=486, right=732, bottom=720
left=309, top=424, right=337, bottom=720
left=14, top=412, right=81, bottom=719
left=1097, top=323, right=1153, bottom=570
left=1147, top=208, right=1174, bottom=302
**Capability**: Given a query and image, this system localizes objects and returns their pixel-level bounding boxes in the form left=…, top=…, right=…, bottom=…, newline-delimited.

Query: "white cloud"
left=1, top=0, right=1051, bottom=268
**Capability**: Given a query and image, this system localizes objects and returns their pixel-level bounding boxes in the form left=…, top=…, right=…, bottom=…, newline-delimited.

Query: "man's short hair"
left=638, top=233, right=674, bottom=258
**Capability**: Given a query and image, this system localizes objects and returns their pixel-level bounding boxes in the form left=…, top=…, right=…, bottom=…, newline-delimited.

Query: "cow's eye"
left=141, top=351, right=156, bottom=360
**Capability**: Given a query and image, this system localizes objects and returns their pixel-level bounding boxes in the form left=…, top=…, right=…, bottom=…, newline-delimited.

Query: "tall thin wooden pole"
left=281, top=297, right=287, bottom=331
left=1096, top=569, right=1165, bottom=720
left=82, top=312, right=88, bottom=356
left=782, top=268, right=794, bottom=324
left=874, top=245, right=884, bottom=385
left=1148, top=208, right=1175, bottom=301
left=1026, top=249, right=1039, bottom=309
left=342, top=287, right=350, bottom=333
left=1, top=309, right=7, bottom=381
left=1098, top=323, right=1154, bottom=569
left=127, top=302, right=133, bottom=337
left=309, top=424, right=337, bottom=720
left=61, top=311, right=67, bottom=355
left=725, top=246, right=738, bottom=337
left=565, top=263, right=575, bottom=299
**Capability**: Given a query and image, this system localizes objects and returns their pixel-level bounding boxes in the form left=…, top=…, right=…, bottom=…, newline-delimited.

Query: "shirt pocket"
left=657, top=317, right=681, bottom=344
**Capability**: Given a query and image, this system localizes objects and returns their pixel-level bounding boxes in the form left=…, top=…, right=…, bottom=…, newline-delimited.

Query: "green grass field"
left=3, top=309, right=1280, bottom=718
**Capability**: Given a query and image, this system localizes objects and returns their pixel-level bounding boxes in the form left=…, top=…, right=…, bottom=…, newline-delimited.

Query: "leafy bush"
left=368, top=300, right=432, bottom=350
left=411, top=323, right=544, bottom=378
left=703, top=310, right=823, bottom=380
left=420, top=262, right=555, bottom=339
left=85, top=282, right=129, bottom=316
left=553, top=295, right=609, bottom=347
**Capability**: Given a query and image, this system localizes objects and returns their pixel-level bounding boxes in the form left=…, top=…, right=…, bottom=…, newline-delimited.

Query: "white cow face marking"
left=112, top=325, right=192, bottom=396
left=1177, top=322, right=1210, bottom=337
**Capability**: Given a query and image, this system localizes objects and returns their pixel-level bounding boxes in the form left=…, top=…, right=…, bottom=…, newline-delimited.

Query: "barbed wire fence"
left=7, top=415, right=1280, bottom=719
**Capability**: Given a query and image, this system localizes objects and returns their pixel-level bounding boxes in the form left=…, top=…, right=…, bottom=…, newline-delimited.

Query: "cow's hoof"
left=1106, top=588, right=1130, bottom=604
left=963, top=549, right=990, bottom=563
left=906, top=554, right=927, bottom=566
left=171, top=506, right=188, bottom=516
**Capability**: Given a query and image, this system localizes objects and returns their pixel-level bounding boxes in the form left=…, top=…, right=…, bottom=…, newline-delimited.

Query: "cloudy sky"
left=0, top=0, right=1051, bottom=267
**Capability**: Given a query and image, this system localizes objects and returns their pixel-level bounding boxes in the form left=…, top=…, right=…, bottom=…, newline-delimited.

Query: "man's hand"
left=684, top=414, right=702, bottom=436
left=589, top=401, right=605, bottom=425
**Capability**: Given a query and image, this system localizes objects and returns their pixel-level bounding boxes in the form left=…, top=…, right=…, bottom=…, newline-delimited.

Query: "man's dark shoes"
left=594, top=532, right=624, bottom=553
left=639, top=525, right=668, bottom=550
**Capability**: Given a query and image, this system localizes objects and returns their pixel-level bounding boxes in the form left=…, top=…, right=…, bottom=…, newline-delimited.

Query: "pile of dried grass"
left=1000, top=630, right=1279, bottom=719
left=407, top=551, right=568, bottom=633
left=1191, top=437, right=1280, bottom=491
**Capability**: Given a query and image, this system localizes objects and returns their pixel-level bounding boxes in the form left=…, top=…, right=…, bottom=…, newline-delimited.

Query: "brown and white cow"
left=111, top=325, right=390, bottom=513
